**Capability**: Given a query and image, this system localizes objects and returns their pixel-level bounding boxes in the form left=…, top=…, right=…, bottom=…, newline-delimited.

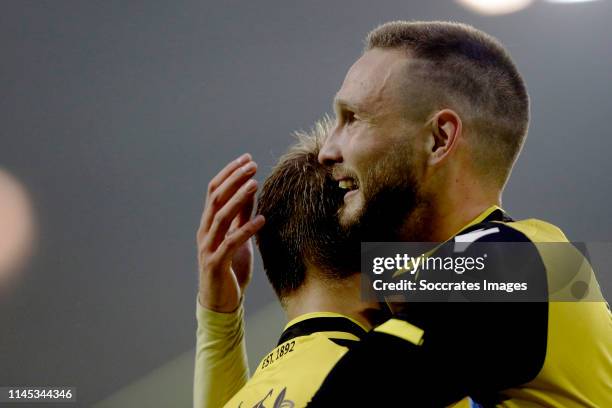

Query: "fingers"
left=226, top=192, right=253, bottom=248
left=197, top=153, right=262, bottom=313
left=207, top=153, right=251, bottom=195
left=235, top=188, right=256, bottom=228
left=201, top=159, right=258, bottom=232
left=218, top=215, right=265, bottom=258
left=206, top=178, right=259, bottom=251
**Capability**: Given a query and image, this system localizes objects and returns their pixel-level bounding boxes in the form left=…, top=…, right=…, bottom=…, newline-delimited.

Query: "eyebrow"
left=333, top=97, right=367, bottom=116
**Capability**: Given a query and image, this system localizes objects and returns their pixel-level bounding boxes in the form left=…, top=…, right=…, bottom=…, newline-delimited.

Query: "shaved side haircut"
left=366, top=21, right=529, bottom=185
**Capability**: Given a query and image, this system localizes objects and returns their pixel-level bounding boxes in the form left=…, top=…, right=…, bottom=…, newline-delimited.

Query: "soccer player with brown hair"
left=195, top=21, right=611, bottom=407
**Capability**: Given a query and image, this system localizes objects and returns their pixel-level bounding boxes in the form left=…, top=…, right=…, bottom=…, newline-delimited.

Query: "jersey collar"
left=455, top=205, right=511, bottom=235
left=277, top=312, right=368, bottom=346
left=391, top=205, right=511, bottom=280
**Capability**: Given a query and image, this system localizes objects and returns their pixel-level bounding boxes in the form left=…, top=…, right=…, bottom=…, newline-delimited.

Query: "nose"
left=318, top=126, right=343, bottom=166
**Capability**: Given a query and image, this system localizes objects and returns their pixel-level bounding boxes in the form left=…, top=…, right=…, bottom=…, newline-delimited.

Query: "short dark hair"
left=366, top=21, right=529, bottom=185
left=256, top=117, right=358, bottom=300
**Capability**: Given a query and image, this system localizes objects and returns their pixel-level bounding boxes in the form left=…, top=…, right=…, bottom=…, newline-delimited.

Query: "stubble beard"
left=339, top=144, right=427, bottom=243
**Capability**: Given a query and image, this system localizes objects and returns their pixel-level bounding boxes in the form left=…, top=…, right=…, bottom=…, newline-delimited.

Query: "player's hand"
left=197, top=153, right=265, bottom=312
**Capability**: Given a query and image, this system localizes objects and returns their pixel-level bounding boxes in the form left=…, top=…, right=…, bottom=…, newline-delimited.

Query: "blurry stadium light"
left=545, top=0, right=600, bottom=3
left=455, top=0, right=534, bottom=15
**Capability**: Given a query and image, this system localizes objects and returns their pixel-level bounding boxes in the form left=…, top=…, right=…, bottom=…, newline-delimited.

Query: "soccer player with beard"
left=195, top=20, right=611, bottom=407
left=306, top=21, right=611, bottom=407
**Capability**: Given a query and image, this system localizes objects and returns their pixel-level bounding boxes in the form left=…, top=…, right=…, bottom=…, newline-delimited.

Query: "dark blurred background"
left=1, top=0, right=610, bottom=406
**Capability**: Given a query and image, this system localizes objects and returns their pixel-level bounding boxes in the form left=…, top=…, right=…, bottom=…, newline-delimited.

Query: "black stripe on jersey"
left=460, top=208, right=513, bottom=235
left=482, top=208, right=513, bottom=224
left=277, top=317, right=367, bottom=346
left=328, top=338, right=360, bottom=349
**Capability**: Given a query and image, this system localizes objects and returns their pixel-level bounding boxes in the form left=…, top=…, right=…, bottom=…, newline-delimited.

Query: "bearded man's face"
left=319, top=48, right=429, bottom=240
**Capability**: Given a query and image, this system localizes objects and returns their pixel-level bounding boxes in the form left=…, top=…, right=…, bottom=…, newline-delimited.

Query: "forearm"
left=193, top=296, right=249, bottom=408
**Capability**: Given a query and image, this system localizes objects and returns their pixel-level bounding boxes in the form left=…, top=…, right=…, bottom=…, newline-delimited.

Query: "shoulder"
left=227, top=333, right=359, bottom=407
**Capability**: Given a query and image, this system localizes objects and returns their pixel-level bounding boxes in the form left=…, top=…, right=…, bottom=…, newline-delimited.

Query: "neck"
left=284, top=271, right=382, bottom=330
left=401, top=175, right=501, bottom=242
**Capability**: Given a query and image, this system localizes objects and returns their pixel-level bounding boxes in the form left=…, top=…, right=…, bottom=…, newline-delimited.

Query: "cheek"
left=346, top=128, right=391, bottom=167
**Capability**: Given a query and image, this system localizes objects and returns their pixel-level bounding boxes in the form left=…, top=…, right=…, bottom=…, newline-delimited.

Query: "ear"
left=425, top=109, right=462, bottom=166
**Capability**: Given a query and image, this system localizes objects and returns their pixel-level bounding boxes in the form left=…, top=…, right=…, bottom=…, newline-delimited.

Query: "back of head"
left=256, top=117, right=359, bottom=300
left=366, top=21, right=529, bottom=187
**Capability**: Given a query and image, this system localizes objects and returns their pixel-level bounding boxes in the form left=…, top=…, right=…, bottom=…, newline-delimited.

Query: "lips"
left=342, top=188, right=359, bottom=201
